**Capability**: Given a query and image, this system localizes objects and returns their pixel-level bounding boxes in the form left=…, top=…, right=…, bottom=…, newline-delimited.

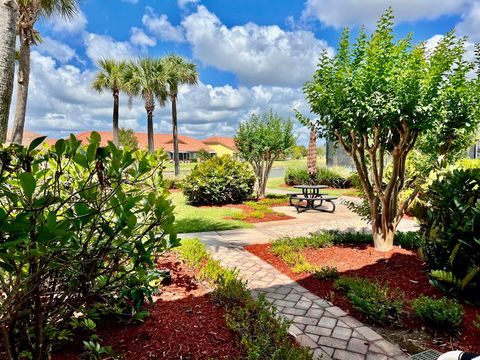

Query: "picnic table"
left=288, top=185, right=337, bottom=213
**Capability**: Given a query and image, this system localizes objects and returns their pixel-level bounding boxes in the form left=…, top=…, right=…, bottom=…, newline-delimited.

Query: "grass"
left=170, top=192, right=252, bottom=233
left=266, top=177, right=361, bottom=197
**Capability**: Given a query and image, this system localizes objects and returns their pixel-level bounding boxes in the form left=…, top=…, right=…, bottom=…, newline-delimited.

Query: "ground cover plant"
left=245, top=231, right=479, bottom=353
left=0, top=134, right=177, bottom=359
left=175, top=239, right=313, bottom=360
left=284, top=166, right=352, bottom=188
left=304, top=9, right=480, bottom=251
left=183, top=155, right=255, bottom=205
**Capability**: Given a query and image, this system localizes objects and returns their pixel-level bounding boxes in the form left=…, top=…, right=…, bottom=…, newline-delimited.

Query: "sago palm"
left=162, top=55, right=198, bottom=176
left=0, top=0, right=18, bottom=143
left=12, top=0, right=78, bottom=144
left=123, top=58, right=167, bottom=153
left=92, top=59, right=126, bottom=146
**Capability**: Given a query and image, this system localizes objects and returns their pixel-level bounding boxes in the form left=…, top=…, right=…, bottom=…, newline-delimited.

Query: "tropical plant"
left=0, top=0, right=18, bottom=142
left=162, top=55, right=199, bottom=177
left=118, top=127, right=139, bottom=150
left=123, top=58, right=167, bottom=153
left=182, top=155, right=255, bottom=205
left=235, top=110, right=295, bottom=198
left=413, top=168, right=480, bottom=303
left=11, top=0, right=78, bottom=145
left=304, top=10, right=480, bottom=251
left=0, top=133, right=177, bottom=359
left=295, top=110, right=317, bottom=178
left=92, top=58, right=127, bottom=146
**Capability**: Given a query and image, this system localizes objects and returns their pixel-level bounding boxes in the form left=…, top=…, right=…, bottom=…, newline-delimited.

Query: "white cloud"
left=142, top=7, right=186, bottom=43
left=84, top=33, right=137, bottom=63
left=9, top=51, right=312, bottom=144
left=178, top=0, right=199, bottom=9
left=302, top=0, right=470, bottom=28
left=181, top=6, right=333, bottom=87
left=37, top=36, right=77, bottom=63
left=130, top=27, right=157, bottom=47
left=457, top=1, right=480, bottom=42
left=49, top=9, right=88, bottom=33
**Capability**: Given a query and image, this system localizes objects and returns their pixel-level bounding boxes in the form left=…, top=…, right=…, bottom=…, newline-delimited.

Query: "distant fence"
left=325, top=140, right=354, bottom=168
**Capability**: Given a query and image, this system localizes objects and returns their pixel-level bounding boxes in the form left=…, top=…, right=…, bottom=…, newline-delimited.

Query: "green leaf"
left=18, top=172, right=36, bottom=198
left=73, top=154, right=88, bottom=168
left=28, top=136, right=47, bottom=152
left=55, top=139, right=66, bottom=155
left=90, top=131, right=101, bottom=144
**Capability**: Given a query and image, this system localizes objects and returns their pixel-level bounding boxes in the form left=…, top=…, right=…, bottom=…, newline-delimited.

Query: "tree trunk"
left=147, top=110, right=154, bottom=153
left=307, top=127, right=317, bottom=182
left=0, top=0, right=18, bottom=143
left=112, top=90, right=119, bottom=146
left=171, top=96, right=180, bottom=177
left=12, top=40, right=31, bottom=145
left=372, top=220, right=395, bottom=252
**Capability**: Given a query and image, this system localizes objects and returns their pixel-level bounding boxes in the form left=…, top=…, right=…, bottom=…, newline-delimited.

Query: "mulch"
left=223, top=203, right=295, bottom=223
left=53, top=253, right=242, bottom=359
left=245, top=243, right=480, bottom=353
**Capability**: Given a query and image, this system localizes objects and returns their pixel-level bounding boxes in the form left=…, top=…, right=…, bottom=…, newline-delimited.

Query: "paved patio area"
left=179, top=199, right=418, bottom=360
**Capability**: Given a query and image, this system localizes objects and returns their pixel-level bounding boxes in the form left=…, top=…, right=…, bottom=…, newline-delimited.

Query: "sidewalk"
left=179, top=202, right=417, bottom=359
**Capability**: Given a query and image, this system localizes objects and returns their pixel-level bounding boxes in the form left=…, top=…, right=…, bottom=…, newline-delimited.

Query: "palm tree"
left=0, top=0, right=18, bottom=143
left=162, top=55, right=198, bottom=176
left=11, top=0, right=78, bottom=145
left=307, top=127, right=317, bottom=182
left=123, top=58, right=167, bottom=153
left=92, top=59, right=126, bottom=146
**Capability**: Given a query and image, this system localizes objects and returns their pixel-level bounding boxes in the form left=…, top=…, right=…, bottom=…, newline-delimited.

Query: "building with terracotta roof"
left=6, top=129, right=57, bottom=148
left=75, top=131, right=215, bottom=161
left=203, top=136, right=240, bottom=159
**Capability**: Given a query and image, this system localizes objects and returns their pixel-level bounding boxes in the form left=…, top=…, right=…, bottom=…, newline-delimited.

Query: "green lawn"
left=170, top=192, right=253, bottom=234
left=272, top=156, right=325, bottom=169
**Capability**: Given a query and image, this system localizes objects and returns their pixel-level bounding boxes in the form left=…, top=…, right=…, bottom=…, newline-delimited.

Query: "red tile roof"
left=203, top=136, right=237, bottom=151
left=75, top=131, right=215, bottom=153
left=6, top=129, right=56, bottom=147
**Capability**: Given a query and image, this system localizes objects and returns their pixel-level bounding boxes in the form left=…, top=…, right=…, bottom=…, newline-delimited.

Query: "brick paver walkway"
left=179, top=201, right=417, bottom=360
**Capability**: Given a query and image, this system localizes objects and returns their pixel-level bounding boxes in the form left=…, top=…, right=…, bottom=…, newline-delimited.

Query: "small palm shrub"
left=414, top=168, right=480, bottom=303
left=334, top=277, right=404, bottom=324
left=183, top=155, right=255, bottom=205
left=412, top=296, right=464, bottom=331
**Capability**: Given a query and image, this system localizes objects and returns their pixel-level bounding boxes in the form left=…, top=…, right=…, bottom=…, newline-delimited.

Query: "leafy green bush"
left=175, top=238, right=312, bottom=359
left=183, top=155, right=255, bottom=205
left=284, top=166, right=353, bottom=188
left=455, top=158, right=480, bottom=169
left=334, top=277, right=404, bottom=324
left=414, top=168, right=480, bottom=303
left=412, top=296, right=464, bottom=331
left=0, top=134, right=177, bottom=358
left=164, top=176, right=184, bottom=189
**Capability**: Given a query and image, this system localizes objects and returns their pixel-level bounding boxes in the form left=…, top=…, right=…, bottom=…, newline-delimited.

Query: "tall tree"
left=123, top=58, right=167, bottom=153
left=162, top=55, right=198, bottom=177
left=304, top=10, right=480, bottom=251
left=11, top=0, right=78, bottom=145
left=92, top=59, right=126, bottom=146
left=0, top=0, right=18, bottom=143
left=235, top=110, right=295, bottom=199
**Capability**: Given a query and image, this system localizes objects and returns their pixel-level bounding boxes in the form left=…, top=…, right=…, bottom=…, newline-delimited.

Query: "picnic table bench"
left=289, top=185, right=338, bottom=213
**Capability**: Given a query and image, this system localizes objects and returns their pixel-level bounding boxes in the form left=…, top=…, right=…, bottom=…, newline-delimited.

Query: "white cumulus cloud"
left=142, top=7, right=186, bottom=43
left=181, top=5, right=333, bottom=87
left=130, top=27, right=157, bottom=47
left=37, top=36, right=77, bottom=63
left=49, top=8, right=88, bottom=34
left=302, top=0, right=470, bottom=28
left=84, top=33, right=138, bottom=63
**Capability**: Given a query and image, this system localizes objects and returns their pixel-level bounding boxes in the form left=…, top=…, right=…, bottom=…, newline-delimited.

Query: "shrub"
left=183, top=155, right=255, bottom=205
left=334, top=277, right=404, bottom=324
left=164, top=176, right=184, bottom=189
left=284, top=166, right=353, bottom=188
left=455, top=158, right=480, bottom=169
left=414, top=168, right=480, bottom=303
left=174, top=238, right=208, bottom=268
left=0, top=134, right=177, bottom=358
left=412, top=296, right=464, bottom=331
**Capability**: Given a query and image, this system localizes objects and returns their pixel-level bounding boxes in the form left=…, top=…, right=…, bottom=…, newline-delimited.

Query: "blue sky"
left=12, top=0, right=480, bottom=144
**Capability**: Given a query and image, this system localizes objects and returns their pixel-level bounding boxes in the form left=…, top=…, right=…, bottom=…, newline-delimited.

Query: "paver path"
left=179, top=201, right=417, bottom=360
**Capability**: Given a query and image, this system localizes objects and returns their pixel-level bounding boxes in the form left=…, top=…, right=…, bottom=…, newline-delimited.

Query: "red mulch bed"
left=53, top=253, right=242, bottom=359
left=245, top=243, right=480, bottom=353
